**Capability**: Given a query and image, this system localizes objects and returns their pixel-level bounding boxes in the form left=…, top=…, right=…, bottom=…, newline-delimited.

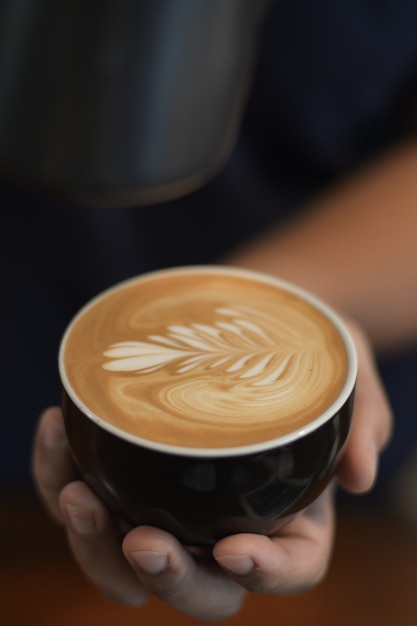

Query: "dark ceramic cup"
left=59, top=267, right=357, bottom=547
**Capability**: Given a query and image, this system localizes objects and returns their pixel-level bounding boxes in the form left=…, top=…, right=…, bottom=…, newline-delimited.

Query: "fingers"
left=336, top=323, right=393, bottom=493
left=60, top=486, right=245, bottom=619
left=120, top=489, right=334, bottom=614
left=59, top=493, right=332, bottom=617
left=213, top=487, right=335, bottom=595
left=31, top=407, right=78, bottom=523
left=33, top=409, right=148, bottom=606
left=60, top=481, right=148, bottom=607
left=32, top=410, right=245, bottom=618
left=122, top=527, right=246, bottom=622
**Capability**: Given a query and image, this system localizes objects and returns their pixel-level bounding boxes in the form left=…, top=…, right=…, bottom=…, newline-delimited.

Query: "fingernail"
left=129, top=550, right=168, bottom=575
left=65, top=504, right=98, bottom=535
left=215, top=555, right=255, bottom=576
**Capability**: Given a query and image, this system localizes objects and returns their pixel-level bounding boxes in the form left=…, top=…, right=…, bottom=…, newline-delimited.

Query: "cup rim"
left=59, top=265, right=358, bottom=458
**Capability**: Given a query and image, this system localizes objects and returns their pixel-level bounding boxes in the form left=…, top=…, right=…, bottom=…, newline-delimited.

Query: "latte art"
left=61, top=268, right=349, bottom=448
left=102, top=306, right=300, bottom=382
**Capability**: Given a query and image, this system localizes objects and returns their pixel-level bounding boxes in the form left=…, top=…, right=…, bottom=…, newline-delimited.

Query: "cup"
left=59, top=266, right=357, bottom=547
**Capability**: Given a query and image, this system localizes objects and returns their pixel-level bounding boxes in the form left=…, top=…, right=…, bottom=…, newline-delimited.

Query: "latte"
left=60, top=267, right=350, bottom=448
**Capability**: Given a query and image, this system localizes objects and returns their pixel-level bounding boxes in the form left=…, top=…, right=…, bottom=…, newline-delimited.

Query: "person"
left=4, top=0, right=417, bottom=621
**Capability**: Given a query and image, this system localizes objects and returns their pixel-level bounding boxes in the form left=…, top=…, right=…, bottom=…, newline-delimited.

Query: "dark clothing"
left=2, top=0, right=417, bottom=488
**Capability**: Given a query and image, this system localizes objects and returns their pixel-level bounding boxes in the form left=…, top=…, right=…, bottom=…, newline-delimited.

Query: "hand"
left=32, top=320, right=391, bottom=622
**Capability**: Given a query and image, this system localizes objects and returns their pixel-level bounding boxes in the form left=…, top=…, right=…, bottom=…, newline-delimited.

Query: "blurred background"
left=2, top=1, right=417, bottom=623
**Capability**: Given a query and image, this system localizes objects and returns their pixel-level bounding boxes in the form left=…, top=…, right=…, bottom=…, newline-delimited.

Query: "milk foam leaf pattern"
left=102, top=307, right=295, bottom=382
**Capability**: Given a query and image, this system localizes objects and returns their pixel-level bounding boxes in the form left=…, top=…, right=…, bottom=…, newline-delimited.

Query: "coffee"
left=60, top=267, right=348, bottom=448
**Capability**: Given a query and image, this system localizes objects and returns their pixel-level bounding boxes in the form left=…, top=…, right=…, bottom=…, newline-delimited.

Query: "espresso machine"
left=0, top=0, right=271, bottom=206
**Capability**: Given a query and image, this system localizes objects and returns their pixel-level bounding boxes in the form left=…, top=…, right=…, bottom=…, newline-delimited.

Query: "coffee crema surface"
left=62, top=269, right=349, bottom=448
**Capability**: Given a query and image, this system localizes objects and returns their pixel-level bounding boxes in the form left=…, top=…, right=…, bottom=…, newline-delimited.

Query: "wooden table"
left=2, top=490, right=417, bottom=626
